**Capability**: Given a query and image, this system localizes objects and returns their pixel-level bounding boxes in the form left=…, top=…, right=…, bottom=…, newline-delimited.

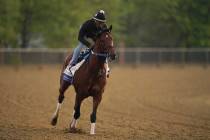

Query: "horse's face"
left=95, top=27, right=116, bottom=60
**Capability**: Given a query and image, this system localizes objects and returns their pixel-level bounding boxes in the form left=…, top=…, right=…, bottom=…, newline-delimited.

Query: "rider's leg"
left=69, top=42, right=87, bottom=66
left=63, top=42, right=87, bottom=83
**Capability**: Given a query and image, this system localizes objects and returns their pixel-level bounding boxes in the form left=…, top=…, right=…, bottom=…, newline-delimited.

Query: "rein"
left=91, top=50, right=109, bottom=62
left=91, top=50, right=109, bottom=58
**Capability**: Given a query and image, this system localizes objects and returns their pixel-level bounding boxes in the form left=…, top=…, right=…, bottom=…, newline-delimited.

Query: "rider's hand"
left=85, top=37, right=95, bottom=47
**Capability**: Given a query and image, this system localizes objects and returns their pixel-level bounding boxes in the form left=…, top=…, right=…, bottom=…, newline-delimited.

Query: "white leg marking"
left=52, top=103, right=61, bottom=118
left=90, top=123, right=96, bottom=135
left=70, top=118, right=77, bottom=128
left=70, top=110, right=77, bottom=128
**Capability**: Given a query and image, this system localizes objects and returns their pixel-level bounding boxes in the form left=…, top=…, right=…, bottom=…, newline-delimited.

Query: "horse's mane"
left=96, top=25, right=112, bottom=38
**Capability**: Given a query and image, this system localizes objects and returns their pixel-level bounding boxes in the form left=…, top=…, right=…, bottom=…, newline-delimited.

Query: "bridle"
left=91, top=31, right=112, bottom=61
left=91, top=50, right=109, bottom=58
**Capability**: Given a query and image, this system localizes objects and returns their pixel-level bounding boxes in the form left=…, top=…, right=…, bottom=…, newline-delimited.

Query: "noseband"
left=91, top=50, right=109, bottom=58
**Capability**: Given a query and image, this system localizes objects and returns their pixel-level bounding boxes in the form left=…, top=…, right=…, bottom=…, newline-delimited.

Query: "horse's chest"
left=87, top=77, right=106, bottom=96
left=75, top=68, right=106, bottom=96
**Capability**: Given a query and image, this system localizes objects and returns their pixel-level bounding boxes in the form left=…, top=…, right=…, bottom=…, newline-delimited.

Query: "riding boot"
left=69, top=42, right=87, bottom=67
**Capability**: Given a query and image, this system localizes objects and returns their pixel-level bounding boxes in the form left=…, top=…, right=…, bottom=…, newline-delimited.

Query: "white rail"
left=0, top=48, right=209, bottom=66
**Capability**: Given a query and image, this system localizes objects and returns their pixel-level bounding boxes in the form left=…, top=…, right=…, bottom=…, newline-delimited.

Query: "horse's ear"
left=109, top=25, right=112, bottom=32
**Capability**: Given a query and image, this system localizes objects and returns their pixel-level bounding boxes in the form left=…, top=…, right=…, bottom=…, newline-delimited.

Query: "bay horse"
left=51, top=26, right=116, bottom=135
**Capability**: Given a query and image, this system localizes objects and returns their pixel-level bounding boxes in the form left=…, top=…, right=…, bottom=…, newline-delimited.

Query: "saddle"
left=63, top=48, right=91, bottom=83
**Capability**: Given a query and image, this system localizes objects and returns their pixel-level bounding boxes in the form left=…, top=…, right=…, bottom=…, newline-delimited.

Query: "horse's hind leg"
left=90, top=95, right=102, bottom=135
left=51, top=80, right=71, bottom=126
left=70, top=94, right=84, bottom=130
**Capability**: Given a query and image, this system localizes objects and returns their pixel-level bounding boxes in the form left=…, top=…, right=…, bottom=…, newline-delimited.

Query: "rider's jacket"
left=78, top=19, right=107, bottom=47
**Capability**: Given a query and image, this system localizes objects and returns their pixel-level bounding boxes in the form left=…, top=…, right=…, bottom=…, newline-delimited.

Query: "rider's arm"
left=78, top=21, right=91, bottom=47
left=78, top=31, right=91, bottom=47
left=101, top=23, right=108, bottom=30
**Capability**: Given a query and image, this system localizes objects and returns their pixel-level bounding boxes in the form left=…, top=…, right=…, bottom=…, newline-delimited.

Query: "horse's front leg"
left=90, top=95, right=102, bottom=135
left=51, top=80, right=71, bottom=126
left=70, top=94, right=84, bottom=130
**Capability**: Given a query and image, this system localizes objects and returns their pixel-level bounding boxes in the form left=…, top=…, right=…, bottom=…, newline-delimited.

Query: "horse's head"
left=93, top=25, right=116, bottom=61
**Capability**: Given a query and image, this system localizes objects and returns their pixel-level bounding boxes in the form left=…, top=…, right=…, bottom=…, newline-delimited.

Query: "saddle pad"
left=63, top=49, right=91, bottom=83
left=63, top=59, right=85, bottom=83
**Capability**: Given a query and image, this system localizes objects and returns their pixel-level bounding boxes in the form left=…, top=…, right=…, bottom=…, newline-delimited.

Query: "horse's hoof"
left=90, top=132, right=95, bottom=135
left=51, top=117, right=58, bottom=126
left=69, top=127, right=77, bottom=133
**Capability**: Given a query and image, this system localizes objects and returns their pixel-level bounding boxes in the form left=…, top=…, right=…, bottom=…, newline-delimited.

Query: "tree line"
left=0, top=0, right=209, bottom=48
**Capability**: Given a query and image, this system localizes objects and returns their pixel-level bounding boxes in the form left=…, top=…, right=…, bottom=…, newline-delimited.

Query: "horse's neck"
left=88, top=55, right=104, bottom=73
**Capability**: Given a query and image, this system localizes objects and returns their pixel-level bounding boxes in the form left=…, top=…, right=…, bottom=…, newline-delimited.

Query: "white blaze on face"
left=105, top=34, right=113, bottom=46
left=111, top=41, right=113, bottom=47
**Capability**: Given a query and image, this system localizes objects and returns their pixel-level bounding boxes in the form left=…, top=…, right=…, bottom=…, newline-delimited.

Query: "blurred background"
left=0, top=0, right=209, bottom=65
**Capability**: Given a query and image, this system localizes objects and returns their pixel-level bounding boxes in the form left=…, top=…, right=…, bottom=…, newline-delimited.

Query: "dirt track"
left=0, top=65, right=210, bottom=140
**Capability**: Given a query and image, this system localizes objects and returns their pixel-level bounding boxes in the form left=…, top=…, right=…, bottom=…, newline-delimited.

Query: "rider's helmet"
left=93, top=10, right=106, bottom=23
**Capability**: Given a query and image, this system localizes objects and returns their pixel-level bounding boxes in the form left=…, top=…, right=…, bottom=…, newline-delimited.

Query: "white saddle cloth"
left=63, top=59, right=85, bottom=77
